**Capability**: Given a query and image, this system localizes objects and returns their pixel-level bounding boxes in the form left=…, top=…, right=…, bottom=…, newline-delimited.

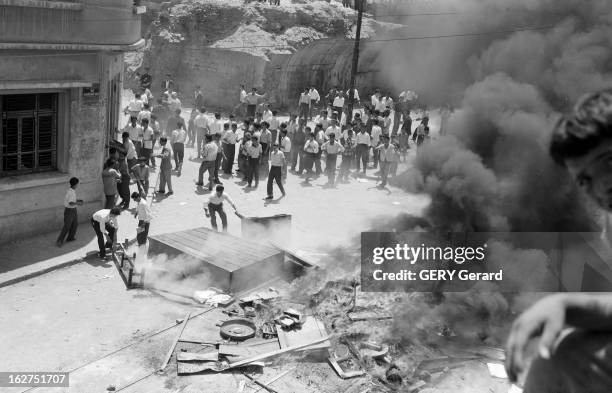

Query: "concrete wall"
left=0, top=0, right=141, bottom=46
left=0, top=52, right=124, bottom=244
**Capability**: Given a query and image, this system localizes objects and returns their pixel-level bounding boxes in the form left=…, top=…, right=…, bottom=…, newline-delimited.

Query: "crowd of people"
left=58, top=71, right=440, bottom=258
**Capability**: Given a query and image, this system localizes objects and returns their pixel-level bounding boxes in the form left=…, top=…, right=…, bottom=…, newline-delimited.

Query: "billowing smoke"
left=386, top=0, right=611, bottom=232
left=366, top=0, right=612, bottom=348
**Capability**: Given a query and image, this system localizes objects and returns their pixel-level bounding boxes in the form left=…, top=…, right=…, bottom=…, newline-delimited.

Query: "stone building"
left=0, top=0, right=144, bottom=244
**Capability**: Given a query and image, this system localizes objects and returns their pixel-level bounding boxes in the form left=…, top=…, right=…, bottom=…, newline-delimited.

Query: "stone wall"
left=127, top=0, right=400, bottom=111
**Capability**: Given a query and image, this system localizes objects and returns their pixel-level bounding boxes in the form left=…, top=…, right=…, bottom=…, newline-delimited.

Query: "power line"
left=364, top=24, right=556, bottom=42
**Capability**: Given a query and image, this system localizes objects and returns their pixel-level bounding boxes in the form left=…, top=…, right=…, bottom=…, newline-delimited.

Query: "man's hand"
left=505, top=294, right=566, bottom=382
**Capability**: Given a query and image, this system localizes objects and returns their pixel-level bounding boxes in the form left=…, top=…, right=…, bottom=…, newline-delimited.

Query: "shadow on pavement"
left=0, top=227, right=97, bottom=274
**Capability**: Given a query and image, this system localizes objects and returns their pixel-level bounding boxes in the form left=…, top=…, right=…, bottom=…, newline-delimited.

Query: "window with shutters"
left=1, top=93, right=58, bottom=176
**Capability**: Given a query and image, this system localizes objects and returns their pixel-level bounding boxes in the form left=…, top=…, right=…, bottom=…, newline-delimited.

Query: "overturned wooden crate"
left=148, top=227, right=284, bottom=293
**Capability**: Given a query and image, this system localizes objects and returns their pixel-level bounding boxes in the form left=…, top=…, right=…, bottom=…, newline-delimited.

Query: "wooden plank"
left=177, top=351, right=219, bottom=362
left=228, top=335, right=332, bottom=368
left=219, top=341, right=280, bottom=359
left=159, top=311, right=191, bottom=371
left=177, top=360, right=265, bottom=375
left=347, top=310, right=393, bottom=321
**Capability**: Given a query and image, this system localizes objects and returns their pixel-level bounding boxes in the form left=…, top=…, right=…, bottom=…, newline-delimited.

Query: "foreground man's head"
left=551, top=89, right=612, bottom=211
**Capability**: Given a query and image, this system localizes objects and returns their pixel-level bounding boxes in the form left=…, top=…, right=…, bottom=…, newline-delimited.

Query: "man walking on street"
left=204, top=185, right=237, bottom=232
left=266, top=143, right=286, bottom=199
left=197, top=134, right=218, bottom=191
left=213, top=132, right=224, bottom=184
left=171, top=120, right=187, bottom=175
left=321, top=133, right=344, bottom=186
left=141, top=118, right=154, bottom=166
left=355, top=126, right=371, bottom=174
left=91, top=207, right=121, bottom=259
left=279, top=128, right=291, bottom=182
left=56, top=177, right=83, bottom=247
left=194, top=107, right=210, bottom=159
left=155, top=137, right=174, bottom=196
left=291, top=123, right=306, bottom=172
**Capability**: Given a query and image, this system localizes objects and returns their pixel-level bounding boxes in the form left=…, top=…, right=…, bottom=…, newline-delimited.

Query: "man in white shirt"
left=321, top=133, right=345, bottom=186
left=376, top=135, right=394, bottom=187
left=197, top=134, right=218, bottom=191
left=131, top=192, right=152, bottom=245
left=125, top=93, right=144, bottom=119
left=246, top=136, right=263, bottom=188
left=346, top=87, right=360, bottom=104
left=279, top=129, right=291, bottom=181
left=167, top=91, right=182, bottom=113
left=301, top=132, right=319, bottom=180
left=325, top=119, right=342, bottom=139
left=314, top=109, right=329, bottom=131
left=308, top=86, right=320, bottom=120
left=194, top=108, right=210, bottom=158
left=210, top=112, right=224, bottom=135
left=371, top=118, right=383, bottom=169
left=371, top=89, right=381, bottom=109
left=122, top=116, right=143, bottom=154
left=56, top=177, right=83, bottom=247
left=298, top=88, right=311, bottom=121
left=91, top=207, right=122, bottom=259
left=332, top=92, right=345, bottom=121
left=266, top=143, right=286, bottom=199
left=222, top=123, right=238, bottom=175
left=355, top=127, right=371, bottom=174
left=204, top=185, right=237, bottom=232
left=137, top=103, right=152, bottom=123
left=122, top=131, right=138, bottom=169
left=268, top=110, right=280, bottom=145
left=140, top=118, right=154, bottom=166
left=171, top=121, right=187, bottom=175
left=245, top=88, right=266, bottom=119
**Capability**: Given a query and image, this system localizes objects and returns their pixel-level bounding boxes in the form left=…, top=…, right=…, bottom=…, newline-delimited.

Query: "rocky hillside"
left=126, top=0, right=401, bottom=110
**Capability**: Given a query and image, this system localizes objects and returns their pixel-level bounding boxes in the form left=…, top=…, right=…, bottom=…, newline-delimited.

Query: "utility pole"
left=346, top=0, right=364, bottom=125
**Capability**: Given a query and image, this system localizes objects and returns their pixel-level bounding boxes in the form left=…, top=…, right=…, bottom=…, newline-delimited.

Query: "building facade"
left=0, top=0, right=144, bottom=244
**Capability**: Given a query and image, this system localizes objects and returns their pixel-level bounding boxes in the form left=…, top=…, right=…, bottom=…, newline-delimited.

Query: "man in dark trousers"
left=56, top=177, right=83, bottom=247
left=131, top=192, right=152, bottom=246
left=321, top=133, right=344, bottom=186
left=155, top=137, right=174, bottom=196
left=291, top=122, right=306, bottom=172
left=222, top=122, right=238, bottom=174
left=204, top=185, right=237, bottom=232
left=266, top=143, right=286, bottom=199
left=91, top=207, right=121, bottom=259
left=197, top=134, right=218, bottom=191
